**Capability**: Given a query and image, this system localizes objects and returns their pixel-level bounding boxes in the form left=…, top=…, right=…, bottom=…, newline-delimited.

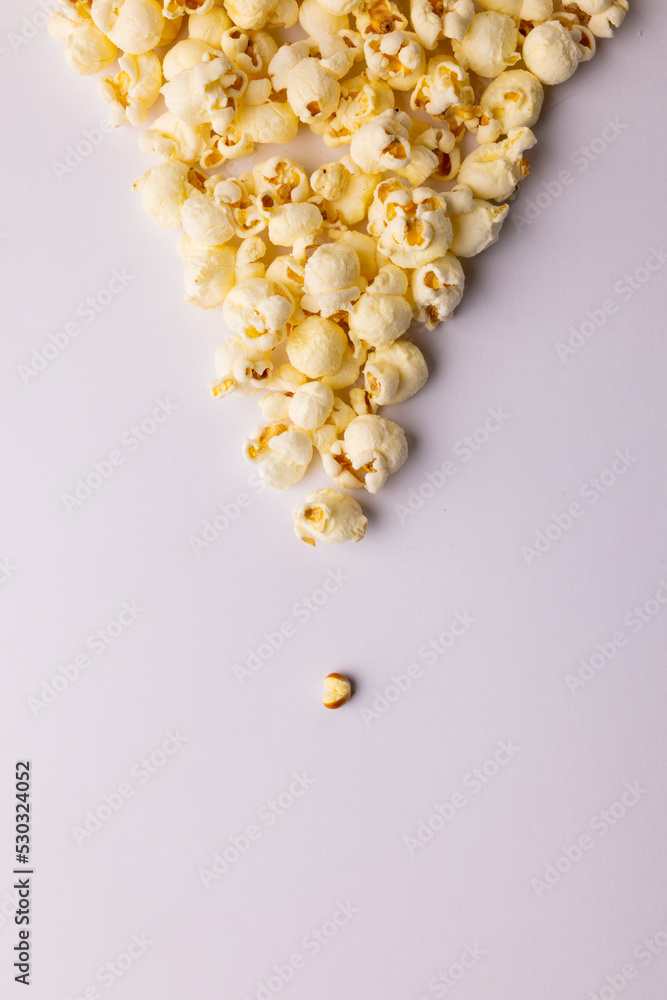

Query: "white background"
left=2, top=3, right=667, bottom=999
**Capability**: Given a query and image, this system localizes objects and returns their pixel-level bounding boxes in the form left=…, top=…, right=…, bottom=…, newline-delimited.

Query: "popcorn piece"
left=267, top=203, right=324, bottom=256
left=367, top=180, right=453, bottom=269
left=302, top=244, right=362, bottom=317
left=323, top=414, right=408, bottom=493
left=321, top=343, right=368, bottom=389
left=233, top=102, right=299, bottom=144
left=348, top=268, right=413, bottom=349
left=349, top=109, right=412, bottom=174
left=289, top=382, right=335, bottom=430
left=450, top=197, right=509, bottom=257
left=287, top=317, right=348, bottom=378
left=364, top=340, right=428, bottom=403
left=355, top=0, right=408, bottom=37
left=410, top=54, right=473, bottom=117
left=162, top=39, right=215, bottom=80
left=161, top=52, right=247, bottom=135
left=223, top=278, right=294, bottom=351
left=574, top=0, right=628, bottom=38
left=178, top=235, right=236, bottom=308
left=410, top=0, right=474, bottom=48
left=244, top=424, right=313, bottom=488
left=324, top=162, right=382, bottom=226
left=299, top=0, right=350, bottom=43
left=364, top=30, right=425, bottom=91
left=181, top=189, right=235, bottom=245
left=253, top=158, right=310, bottom=212
left=224, top=0, right=277, bottom=29
left=411, top=252, right=464, bottom=327
left=480, top=69, right=544, bottom=134
left=235, top=236, right=267, bottom=281
left=265, top=256, right=306, bottom=304
left=139, top=112, right=210, bottom=164
left=458, top=127, right=535, bottom=201
left=220, top=27, right=277, bottom=74
left=295, top=494, right=366, bottom=546
left=164, top=0, right=215, bottom=16
left=212, top=176, right=266, bottom=238
left=135, top=160, right=193, bottom=227
left=452, top=11, right=519, bottom=77
left=209, top=335, right=272, bottom=397
left=286, top=58, right=341, bottom=126
left=311, top=162, right=349, bottom=202
left=265, top=363, right=308, bottom=392
left=268, top=41, right=311, bottom=90
left=48, top=8, right=118, bottom=75
left=322, top=672, right=353, bottom=704
left=187, top=5, right=233, bottom=43
left=324, top=74, right=395, bottom=146
left=258, top=391, right=292, bottom=424
left=521, top=19, right=590, bottom=84
left=98, top=53, right=162, bottom=127
left=90, top=0, right=165, bottom=55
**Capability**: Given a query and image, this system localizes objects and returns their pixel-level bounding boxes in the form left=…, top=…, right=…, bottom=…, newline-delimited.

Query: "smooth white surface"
left=2, top=4, right=667, bottom=999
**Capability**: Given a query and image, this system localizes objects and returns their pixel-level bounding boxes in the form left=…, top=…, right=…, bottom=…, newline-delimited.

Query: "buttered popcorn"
left=50, top=0, right=630, bottom=545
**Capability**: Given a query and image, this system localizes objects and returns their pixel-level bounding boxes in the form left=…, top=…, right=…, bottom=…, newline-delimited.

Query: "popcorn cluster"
left=49, top=0, right=628, bottom=546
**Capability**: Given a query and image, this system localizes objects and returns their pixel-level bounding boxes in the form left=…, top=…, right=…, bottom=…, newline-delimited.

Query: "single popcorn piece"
left=411, top=252, right=465, bottom=327
left=449, top=197, right=508, bottom=257
left=522, top=19, right=594, bottom=85
left=235, top=236, right=267, bottom=282
left=181, top=188, right=235, bottom=246
left=349, top=109, right=412, bottom=175
left=90, top=0, right=165, bottom=55
left=574, top=0, right=628, bottom=38
left=410, top=0, right=475, bottom=49
left=99, top=53, right=163, bottom=127
left=161, top=52, right=247, bottom=135
left=178, top=235, right=236, bottom=308
left=48, top=8, right=118, bottom=75
left=253, top=158, right=310, bottom=213
left=321, top=343, right=367, bottom=390
left=320, top=158, right=382, bottom=227
left=479, top=69, right=544, bottom=134
left=209, top=335, right=272, bottom=397
left=223, top=278, right=294, bottom=351
left=458, top=127, right=536, bottom=202
left=288, top=382, right=335, bottom=430
left=368, top=180, right=453, bottom=269
left=364, top=30, right=425, bottom=91
left=244, top=424, right=313, bottom=488
left=162, top=39, right=215, bottom=80
left=299, top=0, right=350, bottom=43
left=348, top=268, right=413, bottom=349
left=287, top=316, right=348, bottom=378
left=219, top=27, right=278, bottom=75
left=233, top=102, right=299, bottom=145
left=268, top=41, right=311, bottom=90
left=453, top=10, right=519, bottom=77
left=321, top=672, right=354, bottom=704
left=323, top=414, right=408, bottom=493
left=187, top=5, right=233, bottom=41
left=295, top=494, right=366, bottom=546
left=286, top=58, right=341, bottom=126
left=302, top=244, right=363, bottom=317
left=355, top=0, right=408, bottom=37
left=410, top=54, right=474, bottom=118
left=267, top=203, right=324, bottom=257
left=324, top=74, right=395, bottom=147
left=139, top=112, right=210, bottom=164
left=224, top=0, right=277, bottom=29
left=135, top=160, right=193, bottom=227
left=364, top=341, right=428, bottom=404
left=212, top=176, right=266, bottom=239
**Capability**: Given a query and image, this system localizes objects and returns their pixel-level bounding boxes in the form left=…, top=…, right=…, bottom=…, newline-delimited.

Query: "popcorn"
left=267, top=203, right=324, bottom=256
left=355, top=0, right=408, bottom=37
left=210, top=335, right=272, bottom=396
left=212, top=176, right=266, bottom=238
left=522, top=19, right=592, bottom=84
left=233, top=102, right=299, bottom=144
left=187, top=6, right=233, bottom=43
left=299, top=0, right=350, bottom=41
left=410, top=54, right=473, bottom=118
left=268, top=41, right=311, bottom=90
left=288, top=381, right=335, bottom=430
left=178, top=235, right=236, bottom=308
left=139, top=112, right=210, bottom=164
left=220, top=27, right=278, bottom=75
left=90, top=0, right=166, bottom=55
left=48, top=8, right=118, bottom=76
left=222, top=278, right=294, bottom=351
left=294, top=492, right=367, bottom=546
left=302, top=244, right=362, bottom=317
left=348, top=265, right=412, bottom=348
left=458, top=127, right=536, bottom=201
left=452, top=11, right=519, bottom=77
left=224, top=0, right=278, bottom=30
left=135, top=160, right=193, bottom=227
left=162, top=39, right=214, bottom=80
left=480, top=69, right=544, bottom=134
left=364, top=31, right=425, bottom=91
left=349, top=109, right=412, bottom=174
left=286, top=58, right=341, bottom=126
left=321, top=343, right=367, bottom=389
left=574, top=0, right=628, bottom=38
left=164, top=0, right=215, bottom=18
left=161, top=52, right=247, bottom=134
left=287, top=316, right=348, bottom=378
left=98, top=53, right=162, bottom=127
left=364, top=340, right=428, bottom=404
left=324, top=74, right=394, bottom=146
left=244, top=424, right=313, bottom=488
left=181, top=188, right=235, bottom=245
left=411, top=252, right=464, bottom=327
left=258, top=391, right=292, bottom=424
left=449, top=198, right=509, bottom=257
left=367, top=180, right=453, bottom=269
left=323, top=414, right=408, bottom=493
left=410, top=0, right=475, bottom=49
left=252, top=158, right=310, bottom=214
